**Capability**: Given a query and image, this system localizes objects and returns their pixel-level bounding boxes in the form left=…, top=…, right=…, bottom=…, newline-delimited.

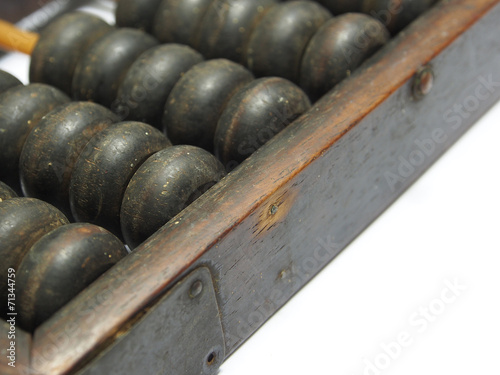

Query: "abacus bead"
left=114, top=44, right=204, bottom=128
left=19, top=102, right=118, bottom=219
left=214, top=77, right=311, bottom=169
left=0, top=70, right=22, bottom=94
left=115, top=0, right=163, bottom=33
left=163, top=59, right=254, bottom=152
left=17, top=223, right=127, bottom=331
left=196, top=0, right=277, bottom=63
left=30, top=12, right=113, bottom=95
left=247, top=1, right=332, bottom=82
left=362, top=0, right=438, bottom=34
left=300, top=13, right=390, bottom=101
left=69, top=122, right=171, bottom=237
left=0, top=198, right=69, bottom=319
left=72, top=29, right=158, bottom=107
left=0, top=181, right=17, bottom=202
left=317, top=0, right=363, bottom=14
left=0, top=84, right=70, bottom=193
left=153, top=0, right=214, bottom=46
left=121, top=145, right=226, bottom=249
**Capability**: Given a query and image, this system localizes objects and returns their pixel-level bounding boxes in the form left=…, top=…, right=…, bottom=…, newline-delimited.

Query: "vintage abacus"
left=0, top=0, right=499, bottom=374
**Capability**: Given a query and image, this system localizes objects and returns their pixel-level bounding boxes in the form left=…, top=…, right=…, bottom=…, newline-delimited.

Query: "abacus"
left=1, top=0, right=499, bottom=374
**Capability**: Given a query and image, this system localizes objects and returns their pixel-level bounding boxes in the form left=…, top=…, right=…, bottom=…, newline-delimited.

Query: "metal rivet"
left=189, top=280, right=203, bottom=298
left=269, top=204, right=278, bottom=215
left=413, top=66, right=434, bottom=99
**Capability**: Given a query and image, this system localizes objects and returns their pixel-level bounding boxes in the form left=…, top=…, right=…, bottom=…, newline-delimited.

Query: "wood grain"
left=28, top=0, right=500, bottom=374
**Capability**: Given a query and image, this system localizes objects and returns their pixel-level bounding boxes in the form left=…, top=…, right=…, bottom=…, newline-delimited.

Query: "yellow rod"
left=0, top=20, right=39, bottom=55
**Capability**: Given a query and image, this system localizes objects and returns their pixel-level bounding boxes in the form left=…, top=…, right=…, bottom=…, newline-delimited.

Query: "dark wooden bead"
left=163, top=59, right=254, bottom=152
left=0, top=198, right=69, bottom=319
left=214, top=77, right=311, bottom=169
left=196, top=0, right=277, bottom=63
left=115, top=0, right=163, bottom=33
left=69, top=122, right=171, bottom=237
left=0, top=69, right=22, bottom=94
left=362, top=0, right=438, bottom=34
left=317, top=0, right=363, bottom=14
left=0, top=181, right=17, bottom=202
left=72, top=28, right=158, bottom=107
left=19, top=102, right=118, bottom=219
left=121, top=145, right=226, bottom=248
left=114, top=44, right=204, bottom=129
left=152, top=0, right=214, bottom=46
left=247, top=1, right=332, bottom=82
left=300, top=13, right=390, bottom=101
left=0, top=84, right=70, bottom=193
left=30, top=12, right=113, bottom=95
left=17, top=223, right=127, bottom=331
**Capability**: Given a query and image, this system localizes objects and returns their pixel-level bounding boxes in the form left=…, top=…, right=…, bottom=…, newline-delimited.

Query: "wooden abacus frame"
left=2, top=0, right=500, bottom=374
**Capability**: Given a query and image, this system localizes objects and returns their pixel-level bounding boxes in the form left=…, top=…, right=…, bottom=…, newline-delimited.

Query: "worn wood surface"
left=23, top=0, right=500, bottom=374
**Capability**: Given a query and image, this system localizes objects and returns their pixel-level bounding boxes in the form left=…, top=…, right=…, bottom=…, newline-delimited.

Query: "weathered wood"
left=114, top=44, right=203, bottom=128
left=214, top=77, right=311, bottom=168
left=0, top=181, right=17, bottom=202
left=26, top=1, right=500, bottom=374
left=121, top=145, right=226, bottom=249
left=0, top=70, right=22, bottom=94
left=300, top=13, right=390, bottom=101
left=246, top=1, right=331, bottom=82
left=17, top=223, right=127, bottom=331
left=0, top=84, right=70, bottom=193
left=71, top=29, right=158, bottom=107
left=0, top=198, right=69, bottom=319
left=69, top=122, right=171, bottom=238
left=115, top=0, right=163, bottom=33
left=19, top=102, right=118, bottom=220
left=195, top=0, right=277, bottom=63
left=164, top=59, right=254, bottom=152
left=152, top=0, right=214, bottom=46
left=30, top=12, right=112, bottom=95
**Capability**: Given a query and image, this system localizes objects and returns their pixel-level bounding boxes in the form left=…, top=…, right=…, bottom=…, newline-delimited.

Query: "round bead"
left=72, top=28, right=158, bottom=107
left=214, top=77, right=311, bottom=169
left=0, top=84, right=70, bottom=193
left=0, top=69, right=22, bottom=94
left=247, top=1, right=332, bottom=82
left=0, top=198, right=69, bottom=319
left=0, top=181, right=17, bottom=202
left=114, top=44, right=204, bottom=128
left=115, top=0, right=164, bottom=33
left=317, top=0, right=363, bottom=14
left=20, top=102, right=118, bottom=219
left=196, top=0, right=277, bottom=63
left=300, top=13, right=390, bottom=101
left=163, top=59, right=254, bottom=152
left=362, top=0, right=438, bottom=34
left=153, top=0, right=214, bottom=46
left=69, top=122, right=171, bottom=237
left=17, top=223, right=127, bottom=331
left=30, top=12, right=113, bottom=95
left=121, top=145, right=226, bottom=248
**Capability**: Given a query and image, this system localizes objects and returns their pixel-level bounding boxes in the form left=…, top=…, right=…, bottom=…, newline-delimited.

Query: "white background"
left=1, top=5, right=499, bottom=375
